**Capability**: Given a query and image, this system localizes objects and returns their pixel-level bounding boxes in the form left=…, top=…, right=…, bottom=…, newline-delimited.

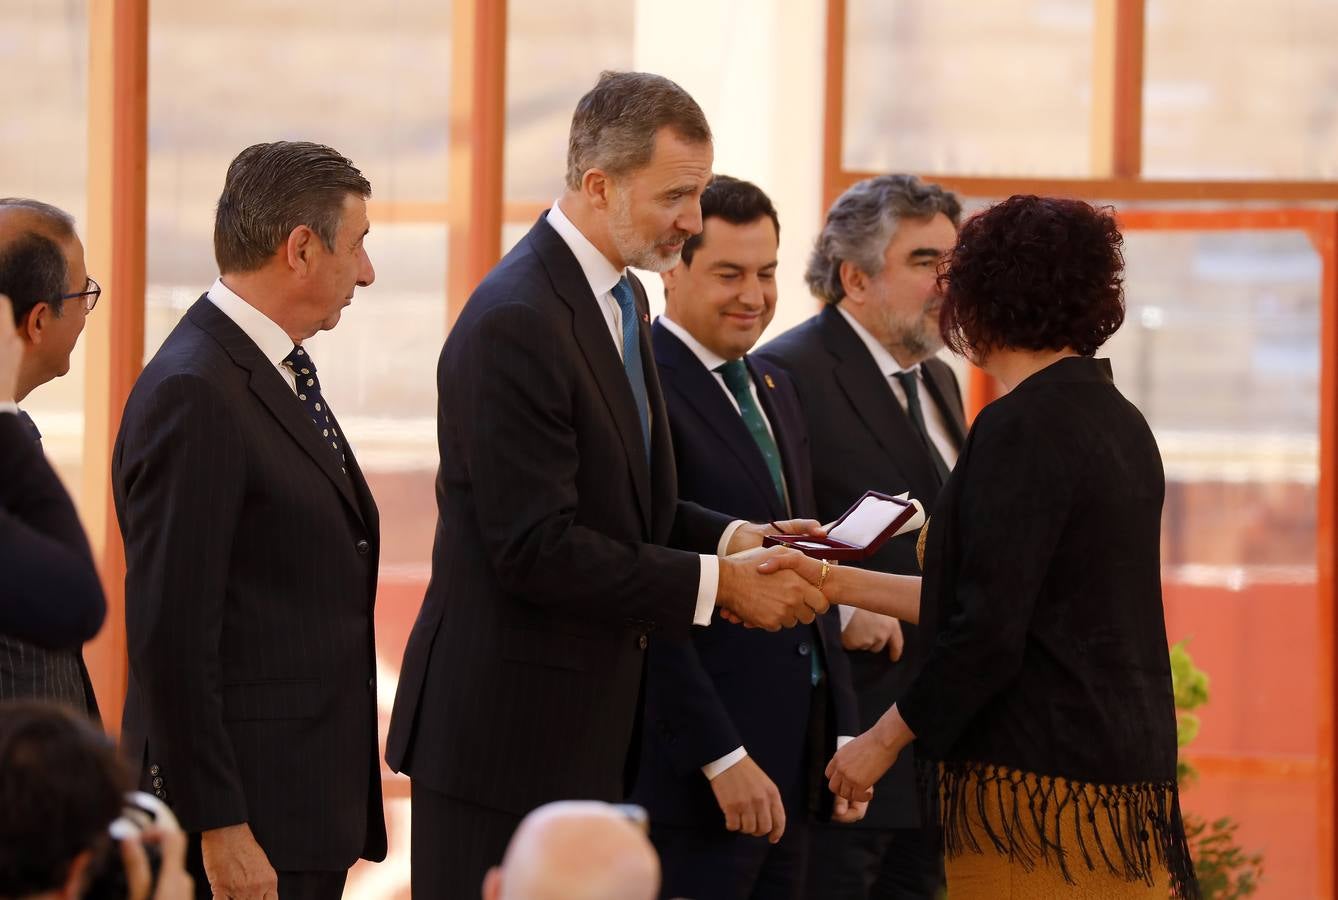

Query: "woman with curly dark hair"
left=755, top=195, right=1196, bottom=897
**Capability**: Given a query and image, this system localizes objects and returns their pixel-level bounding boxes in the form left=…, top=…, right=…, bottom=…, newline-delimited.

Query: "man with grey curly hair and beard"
left=757, top=173, right=964, bottom=900
left=388, top=71, right=830, bottom=898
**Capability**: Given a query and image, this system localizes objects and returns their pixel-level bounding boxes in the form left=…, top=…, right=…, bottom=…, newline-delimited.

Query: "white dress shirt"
left=0, top=402, right=17, bottom=415
left=546, top=203, right=741, bottom=628
left=835, top=305, right=959, bottom=630
left=207, top=278, right=300, bottom=395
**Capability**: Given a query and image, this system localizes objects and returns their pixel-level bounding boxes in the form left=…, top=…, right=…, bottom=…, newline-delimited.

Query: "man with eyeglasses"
left=0, top=197, right=101, bottom=720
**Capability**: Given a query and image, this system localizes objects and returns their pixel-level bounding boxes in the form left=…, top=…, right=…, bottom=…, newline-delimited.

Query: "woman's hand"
left=755, top=545, right=827, bottom=586
left=825, top=705, right=915, bottom=802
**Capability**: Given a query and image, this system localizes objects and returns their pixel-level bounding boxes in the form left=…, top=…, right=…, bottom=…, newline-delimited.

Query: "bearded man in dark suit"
left=386, top=72, right=829, bottom=899
left=758, top=174, right=964, bottom=900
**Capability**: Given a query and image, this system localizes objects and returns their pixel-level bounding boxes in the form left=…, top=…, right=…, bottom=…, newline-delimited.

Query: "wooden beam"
left=445, top=0, right=508, bottom=325
left=1091, top=0, right=1145, bottom=178
left=1314, top=211, right=1338, bottom=900
left=821, top=0, right=848, bottom=217
left=829, top=171, right=1338, bottom=206
left=82, top=0, right=148, bottom=732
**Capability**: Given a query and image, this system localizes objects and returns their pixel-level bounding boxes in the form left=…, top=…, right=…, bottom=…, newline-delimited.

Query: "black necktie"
left=893, top=370, right=950, bottom=486
left=282, top=346, right=347, bottom=474
left=16, top=409, right=42, bottom=448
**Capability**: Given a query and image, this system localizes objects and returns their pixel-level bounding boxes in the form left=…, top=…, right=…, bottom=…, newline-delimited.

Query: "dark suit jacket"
left=113, top=297, right=386, bottom=871
left=0, top=411, right=105, bottom=649
left=757, top=304, right=965, bottom=829
left=632, top=322, right=858, bottom=827
left=386, top=216, right=733, bottom=816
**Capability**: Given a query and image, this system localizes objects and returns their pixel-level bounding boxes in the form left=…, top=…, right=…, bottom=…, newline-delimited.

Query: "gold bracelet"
left=817, top=559, right=832, bottom=590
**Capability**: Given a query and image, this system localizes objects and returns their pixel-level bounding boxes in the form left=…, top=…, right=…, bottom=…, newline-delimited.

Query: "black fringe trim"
left=921, top=760, right=1200, bottom=899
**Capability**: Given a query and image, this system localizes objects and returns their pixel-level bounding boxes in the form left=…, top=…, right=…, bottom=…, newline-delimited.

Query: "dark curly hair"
left=939, top=195, right=1125, bottom=358
left=681, top=175, right=779, bottom=266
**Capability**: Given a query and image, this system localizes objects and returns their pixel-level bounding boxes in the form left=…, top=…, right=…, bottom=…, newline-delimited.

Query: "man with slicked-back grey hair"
left=387, top=70, right=830, bottom=898
left=114, top=141, right=384, bottom=900
left=757, top=174, right=964, bottom=899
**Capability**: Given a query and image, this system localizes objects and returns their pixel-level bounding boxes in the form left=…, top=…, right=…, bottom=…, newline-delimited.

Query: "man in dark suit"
left=114, top=142, right=385, bottom=900
left=0, top=293, right=105, bottom=652
left=386, top=72, right=829, bottom=899
left=632, top=176, right=862, bottom=900
left=0, top=199, right=101, bottom=718
left=757, top=174, right=964, bottom=900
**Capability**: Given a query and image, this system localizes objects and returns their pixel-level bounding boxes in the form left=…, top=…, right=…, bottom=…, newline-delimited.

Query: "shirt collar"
left=657, top=314, right=733, bottom=373
left=207, top=277, right=297, bottom=367
left=836, top=303, right=919, bottom=379
left=546, top=200, right=624, bottom=300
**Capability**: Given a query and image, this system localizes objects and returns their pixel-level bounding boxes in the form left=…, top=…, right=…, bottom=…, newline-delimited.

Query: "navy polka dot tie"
left=282, top=345, right=346, bottom=473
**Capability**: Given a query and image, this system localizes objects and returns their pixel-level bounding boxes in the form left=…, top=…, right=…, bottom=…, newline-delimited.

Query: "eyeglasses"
left=58, top=276, right=101, bottom=313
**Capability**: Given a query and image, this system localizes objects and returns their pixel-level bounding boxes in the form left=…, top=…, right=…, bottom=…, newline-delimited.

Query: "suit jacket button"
left=356, top=539, right=370, bottom=554
left=797, top=642, right=811, bottom=656
left=368, top=676, right=375, bottom=689
left=637, top=634, right=648, bottom=650
left=152, top=776, right=164, bottom=789
left=148, top=764, right=160, bottom=776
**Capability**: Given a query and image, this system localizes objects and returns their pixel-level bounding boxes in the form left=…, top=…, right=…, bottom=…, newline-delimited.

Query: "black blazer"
left=897, top=356, right=1193, bottom=895
left=0, top=412, right=105, bottom=649
left=386, top=216, right=733, bottom=816
left=113, top=297, right=385, bottom=871
left=756, top=304, right=965, bottom=828
left=632, top=322, right=859, bottom=827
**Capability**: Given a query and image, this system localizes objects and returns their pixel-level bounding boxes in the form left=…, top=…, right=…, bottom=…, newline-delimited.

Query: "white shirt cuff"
left=837, top=735, right=854, bottom=749
left=839, top=604, right=856, bottom=630
left=694, top=555, right=719, bottom=626
left=702, top=746, right=748, bottom=780
left=717, top=519, right=748, bottom=556
left=0, top=402, right=18, bottom=415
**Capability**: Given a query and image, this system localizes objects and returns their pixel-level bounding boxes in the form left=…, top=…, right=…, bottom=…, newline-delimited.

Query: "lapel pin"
left=764, top=374, right=776, bottom=389
left=643, top=313, right=650, bottom=323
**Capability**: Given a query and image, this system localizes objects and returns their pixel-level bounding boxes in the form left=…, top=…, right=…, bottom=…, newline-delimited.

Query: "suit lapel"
left=530, top=219, right=654, bottom=534
left=653, top=323, right=782, bottom=518
left=921, top=360, right=967, bottom=448
left=820, top=306, right=940, bottom=495
left=187, top=298, right=366, bottom=525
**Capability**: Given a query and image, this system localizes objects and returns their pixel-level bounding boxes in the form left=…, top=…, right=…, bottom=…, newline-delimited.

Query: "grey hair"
left=0, top=198, right=77, bottom=239
left=214, top=141, right=371, bottom=274
left=805, top=174, right=961, bottom=305
left=565, top=71, right=711, bottom=191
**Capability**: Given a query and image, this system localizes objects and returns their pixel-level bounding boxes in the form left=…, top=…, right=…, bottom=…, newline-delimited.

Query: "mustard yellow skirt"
left=938, top=768, right=1175, bottom=900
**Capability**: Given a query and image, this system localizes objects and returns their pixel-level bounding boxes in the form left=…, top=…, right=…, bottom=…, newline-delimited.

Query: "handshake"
left=714, top=519, right=836, bottom=631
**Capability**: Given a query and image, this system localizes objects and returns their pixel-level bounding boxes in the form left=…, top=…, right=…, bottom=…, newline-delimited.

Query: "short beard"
left=878, top=304, right=943, bottom=363
left=608, top=189, right=684, bottom=274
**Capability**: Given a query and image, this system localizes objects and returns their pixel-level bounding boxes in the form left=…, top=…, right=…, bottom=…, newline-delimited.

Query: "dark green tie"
left=894, top=369, right=950, bottom=486
left=716, top=359, right=785, bottom=508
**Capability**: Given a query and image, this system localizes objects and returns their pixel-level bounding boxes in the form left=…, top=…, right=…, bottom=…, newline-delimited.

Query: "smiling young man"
left=633, top=176, right=862, bottom=900
left=113, top=141, right=385, bottom=900
left=386, top=73, right=830, bottom=898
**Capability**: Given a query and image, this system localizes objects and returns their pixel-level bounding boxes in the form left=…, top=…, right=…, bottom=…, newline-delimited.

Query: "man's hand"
left=841, top=609, right=905, bottom=661
left=0, top=295, right=21, bottom=404
left=726, top=518, right=825, bottom=554
left=831, top=792, right=871, bottom=824
left=200, top=823, right=277, bottom=900
left=709, top=755, right=786, bottom=844
left=717, top=551, right=828, bottom=630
